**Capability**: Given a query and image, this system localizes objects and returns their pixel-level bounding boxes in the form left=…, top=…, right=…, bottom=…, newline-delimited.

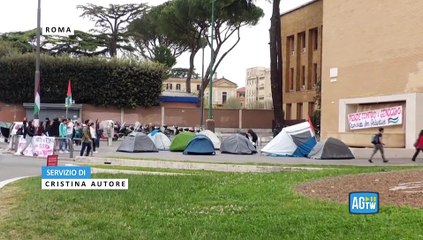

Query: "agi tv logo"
left=349, top=192, right=379, bottom=214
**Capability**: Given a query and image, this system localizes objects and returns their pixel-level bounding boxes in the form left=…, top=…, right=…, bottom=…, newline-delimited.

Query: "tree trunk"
left=270, top=0, right=284, bottom=136
left=186, top=50, right=197, bottom=93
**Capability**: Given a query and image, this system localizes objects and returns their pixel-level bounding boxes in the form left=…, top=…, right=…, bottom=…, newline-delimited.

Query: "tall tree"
left=269, top=0, right=284, bottom=135
left=128, top=2, right=187, bottom=68
left=155, top=0, right=263, bottom=94
left=200, top=0, right=264, bottom=94
left=240, top=0, right=284, bottom=134
left=159, top=0, right=209, bottom=93
left=0, top=30, right=38, bottom=54
left=77, top=3, right=147, bottom=57
left=41, top=30, right=109, bottom=57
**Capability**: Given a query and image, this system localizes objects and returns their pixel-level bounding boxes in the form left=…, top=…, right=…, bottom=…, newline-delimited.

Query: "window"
left=286, top=104, right=292, bottom=120
left=287, top=35, right=295, bottom=55
left=308, top=102, right=315, bottom=117
left=222, top=92, right=227, bottom=104
left=197, top=84, right=200, bottom=91
left=168, top=83, right=173, bottom=90
left=309, top=27, right=318, bottom=50
left=176, top=84, right=181, bottom=90
left=301, top=66, right=306, bottom=90
left=298, top=32, right=306, bottom=53
left=313, top=63, right=318, bottom=87
left=297, top=103, right=303, bottom=120
left=289, top=68, right=294, bottom=91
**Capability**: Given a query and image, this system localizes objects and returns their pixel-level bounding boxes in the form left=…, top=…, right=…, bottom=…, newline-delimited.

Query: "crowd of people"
left=17, top=117, right=261, bottom=157
left=18, top=117, right=102, bottom=157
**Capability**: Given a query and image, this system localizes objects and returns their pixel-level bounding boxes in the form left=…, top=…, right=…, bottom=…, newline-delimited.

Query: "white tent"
left=148, top=132, right=171, bottom=150
left=261, top=122, right=316, bottom=157
left=199, top=130, right=221, bottom=149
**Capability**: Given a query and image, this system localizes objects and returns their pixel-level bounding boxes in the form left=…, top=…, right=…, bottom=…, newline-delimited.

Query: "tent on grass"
left=169, top=131, right=196, bottom=152
left=261, top=122, right=317, bottom=157
left=116, top=132, right=158, bottom=152
left=183, top=135, right=215, bottom=155
left=220, top=133, right=257, bottom=155
left=148, top=132, right=171, bottom=150
left=308, top=137, right=355, bottom=159
left=199, top=130, right=221, bottom=149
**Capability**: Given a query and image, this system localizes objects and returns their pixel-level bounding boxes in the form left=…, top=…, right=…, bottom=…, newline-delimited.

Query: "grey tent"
left=221, top=133, right=257, bottom=155
left=117, top=132, right=158, bottom=152
left=308, top=137, right=354, bottom=159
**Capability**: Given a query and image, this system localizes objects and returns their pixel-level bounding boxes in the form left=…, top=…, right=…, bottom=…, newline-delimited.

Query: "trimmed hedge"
left=0, top=54, right=166, bottom=108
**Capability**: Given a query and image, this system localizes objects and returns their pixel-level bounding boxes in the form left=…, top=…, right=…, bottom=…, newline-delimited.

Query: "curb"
left=75, top=156, right=323, bottom=173
left=0, top=176, right=36, bottom=189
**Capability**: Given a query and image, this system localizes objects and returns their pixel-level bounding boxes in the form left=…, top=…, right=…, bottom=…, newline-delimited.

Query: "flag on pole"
left=307, top=115, right=316, bottom=138
left=65, top=80, right=72, bottom=107
left=34, top=80, right=40, bottom=116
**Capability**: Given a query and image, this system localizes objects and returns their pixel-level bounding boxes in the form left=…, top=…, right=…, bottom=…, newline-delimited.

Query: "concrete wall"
left=0, top=102, right=26, bottom=122
left=321, top=0, right=423, bottom=148
left=0, top=102, right=275, bottom=129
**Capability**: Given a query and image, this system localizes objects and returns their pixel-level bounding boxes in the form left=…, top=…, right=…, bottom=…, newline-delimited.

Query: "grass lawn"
left=1, top=166, right=423, bottom=240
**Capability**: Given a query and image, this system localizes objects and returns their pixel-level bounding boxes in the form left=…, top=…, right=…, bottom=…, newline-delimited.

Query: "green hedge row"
left=0, top=54, right=166, bottom=108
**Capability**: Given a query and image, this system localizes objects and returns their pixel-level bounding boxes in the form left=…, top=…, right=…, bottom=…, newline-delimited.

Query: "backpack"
left=371, top=134, right=379, bottom=144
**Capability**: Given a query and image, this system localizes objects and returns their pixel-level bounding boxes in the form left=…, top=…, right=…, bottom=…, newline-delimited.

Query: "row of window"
left=285, top=102, right=315, bottom=120
left=287, top=27, right=319, bottom=55
left=165, top=83, right=201, bottom=91
left=286, top=63, right=319, bottom=92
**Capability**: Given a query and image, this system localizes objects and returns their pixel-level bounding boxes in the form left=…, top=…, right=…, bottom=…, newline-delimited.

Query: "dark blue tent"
left=183, top=135, right=216, bottom=155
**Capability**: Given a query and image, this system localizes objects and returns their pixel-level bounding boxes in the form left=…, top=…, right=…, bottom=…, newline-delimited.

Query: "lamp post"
left=200, top=35, right=205, bottom=129
left=34, top=0, right=41, bottom=126
left=206, top=0, right=215, bottom=132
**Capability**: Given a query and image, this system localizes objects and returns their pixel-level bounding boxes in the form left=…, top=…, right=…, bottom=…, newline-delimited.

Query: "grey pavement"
left=70, top=140, right=422, bottom=167
left=1, top=139, right=423, bottom=181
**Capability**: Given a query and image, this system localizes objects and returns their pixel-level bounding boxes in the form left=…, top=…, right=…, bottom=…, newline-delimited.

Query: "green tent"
left=170, top=131, right=196, bottom=152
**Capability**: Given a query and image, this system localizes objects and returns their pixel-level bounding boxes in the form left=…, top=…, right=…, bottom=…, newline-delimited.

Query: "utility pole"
left=33, top=0, right=41, bottom=126
left=206, top=0, right=216, bottom=132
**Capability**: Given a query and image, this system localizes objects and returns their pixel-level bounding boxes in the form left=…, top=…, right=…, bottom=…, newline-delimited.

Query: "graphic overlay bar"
left=41, top=179, right=128, bottom=190
left=42, top=166, right=91, bottom=179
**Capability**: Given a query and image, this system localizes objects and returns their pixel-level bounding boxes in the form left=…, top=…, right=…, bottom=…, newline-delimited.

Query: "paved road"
left=1, top=138, right=422, bottom=186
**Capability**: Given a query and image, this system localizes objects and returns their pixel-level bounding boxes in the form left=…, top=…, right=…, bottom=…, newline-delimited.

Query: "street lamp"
left=208, top=0, right=215, bottom=120
left=34, top=0, right=41, bottom=126
left=206, top=0, right=215, bottom=132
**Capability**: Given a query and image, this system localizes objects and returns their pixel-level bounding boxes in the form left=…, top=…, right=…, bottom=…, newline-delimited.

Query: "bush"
left=0, top=54, right=167, bottom=108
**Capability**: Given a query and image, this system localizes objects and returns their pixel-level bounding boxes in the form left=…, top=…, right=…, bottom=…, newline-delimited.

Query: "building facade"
left=280, top=0, right=322, bottom=121
left=283, top=0, right=423, bottom=148
left=163, top=76, right=238, bottom=108
left=245, top=67, right=272, bottom=109
left=236, top=87, right=245, bottom=108
left=203, top=77, right=238, bottom=107
left=162, top=77, right=202, bottom=95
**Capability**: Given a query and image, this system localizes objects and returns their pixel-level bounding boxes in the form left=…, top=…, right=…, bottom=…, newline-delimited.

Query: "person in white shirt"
left=66, top=118, right=74, bottom=153
left=89, top=122, right=97, bottom=153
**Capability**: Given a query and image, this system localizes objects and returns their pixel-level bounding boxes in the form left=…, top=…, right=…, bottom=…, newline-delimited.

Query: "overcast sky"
left=0, top=0, right=313, bottom=87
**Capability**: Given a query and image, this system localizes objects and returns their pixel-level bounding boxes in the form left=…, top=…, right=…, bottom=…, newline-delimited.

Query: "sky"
left=0, top=0, right=313, bottom=87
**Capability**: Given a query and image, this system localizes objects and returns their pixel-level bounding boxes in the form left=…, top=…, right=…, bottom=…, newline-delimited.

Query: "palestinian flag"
left=34, top=80, right=40, bottom=116
left=65, top=79, right=72, bottom=107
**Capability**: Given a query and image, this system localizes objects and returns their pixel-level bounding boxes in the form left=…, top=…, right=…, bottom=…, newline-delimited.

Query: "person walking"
left=66, top=118, right=74, bottom=152
left=412, top=130, right=423, bottom=162
left=80, top=120, right=92, bottom=156
left=20, top=120, right=38, bottom=157
left=369, top=127, right=388, bottom=163
left=59, top=119, right=68, bottom=153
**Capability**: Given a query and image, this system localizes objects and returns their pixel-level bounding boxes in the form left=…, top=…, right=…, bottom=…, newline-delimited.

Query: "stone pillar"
left=206, top=119, right=215, bottom=133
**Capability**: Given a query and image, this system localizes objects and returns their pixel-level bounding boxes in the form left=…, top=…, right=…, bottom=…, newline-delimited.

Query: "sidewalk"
left=2, top=140, right=422, bottom=167
left=73, top=140, right=422, bottom=167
